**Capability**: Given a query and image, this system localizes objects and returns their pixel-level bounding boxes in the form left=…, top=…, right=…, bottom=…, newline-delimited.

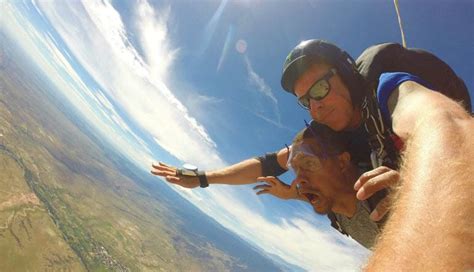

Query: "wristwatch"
left=176, top=163, right=209, bottom=188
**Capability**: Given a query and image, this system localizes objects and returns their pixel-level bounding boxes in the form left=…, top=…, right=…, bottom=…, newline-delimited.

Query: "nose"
left=294, top=177, right=309, bottom=188
left=309, top=99, right=324, bottom=118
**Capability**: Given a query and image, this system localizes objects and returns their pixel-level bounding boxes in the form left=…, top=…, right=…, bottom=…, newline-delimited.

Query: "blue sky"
left=1, top=0, right=472, bottom=270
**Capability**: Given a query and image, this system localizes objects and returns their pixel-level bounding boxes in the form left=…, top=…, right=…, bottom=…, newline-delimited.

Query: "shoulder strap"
left=361, top=88, right=399, bottom=170
left=361, top=90, right=397, bottom=228
left=327, top=212, right=347, bottom=236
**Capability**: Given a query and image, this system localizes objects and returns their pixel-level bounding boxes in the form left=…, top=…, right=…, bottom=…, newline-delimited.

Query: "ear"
left=337, top=152, right=351, bottom=171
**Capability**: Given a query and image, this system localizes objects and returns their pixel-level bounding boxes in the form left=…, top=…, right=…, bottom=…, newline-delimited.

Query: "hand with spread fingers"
left=354, top=166, right=400, bottom=221
left=253, top=176, right=299, bottom=200
left=151, top=162, right=200, bottom=189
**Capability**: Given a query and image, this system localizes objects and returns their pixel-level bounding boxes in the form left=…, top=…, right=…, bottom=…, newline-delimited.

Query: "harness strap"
left=360, top=90, right=400, bottom=229
left=361, top=88, right=399, bottom=170
left=328, top=212, right=347, bottom=236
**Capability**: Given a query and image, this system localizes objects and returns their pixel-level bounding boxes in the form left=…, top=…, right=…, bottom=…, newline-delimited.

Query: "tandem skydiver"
left=154, top=122, right=400, bottom=249
left=152, top=40, right=474, bottom=270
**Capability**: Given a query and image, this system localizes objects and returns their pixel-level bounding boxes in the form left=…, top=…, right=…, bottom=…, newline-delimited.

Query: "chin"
left=313, top=115, right=349, bottom=131
left=312, top=204, right=330, bottom=215
left=329, top=117, right=353, bottom=131
left=325, top=121, right=345, bottom=132
left=327, top=123, right=343, bottom=131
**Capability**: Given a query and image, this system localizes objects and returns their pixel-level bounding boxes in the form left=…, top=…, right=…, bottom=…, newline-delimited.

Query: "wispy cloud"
left=217, top=25, right=234, bottom=71
left=1, top=1, right=154, bottom=168
left=34, top=0, right=224, bottom=169
left=197, top=0, right=229, bottom=56
left=244, top=55, right=282, bottom=126
left=134, top=0, right=178, bottom=82
left=184, top=186, right=369, bottom=271
left=2, top=1, right=369, bottom=270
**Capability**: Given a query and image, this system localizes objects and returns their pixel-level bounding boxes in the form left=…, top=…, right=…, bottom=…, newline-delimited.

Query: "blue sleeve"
left=377, top=72, right=432, bottom=124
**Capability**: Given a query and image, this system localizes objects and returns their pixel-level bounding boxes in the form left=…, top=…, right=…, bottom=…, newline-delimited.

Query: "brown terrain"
left=0, top=41, right=282, bottom=271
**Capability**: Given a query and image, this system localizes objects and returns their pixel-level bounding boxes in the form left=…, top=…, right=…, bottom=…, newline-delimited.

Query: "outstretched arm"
left=365, top=81, right=474, bottom=270
left=151, top=147, right=289, bottom=188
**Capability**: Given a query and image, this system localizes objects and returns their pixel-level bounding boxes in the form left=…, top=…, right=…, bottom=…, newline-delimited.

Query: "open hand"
left=151, top=162, right=200, bottom=189
left=354, top=166, right=400, bottom=221
left=253, top=176, right=297, bottom=200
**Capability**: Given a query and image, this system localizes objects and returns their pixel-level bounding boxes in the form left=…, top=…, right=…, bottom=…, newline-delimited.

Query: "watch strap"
left=197, top=171, right=208, bottom=188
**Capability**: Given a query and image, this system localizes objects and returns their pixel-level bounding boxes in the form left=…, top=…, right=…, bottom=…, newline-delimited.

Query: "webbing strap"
left=394, top=0, right=407, bottom=48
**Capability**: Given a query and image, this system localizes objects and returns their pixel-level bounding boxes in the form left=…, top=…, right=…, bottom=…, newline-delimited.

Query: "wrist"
left=177, top=164, right=208, bottom=188
left=197, top=171, right=208, bottom=188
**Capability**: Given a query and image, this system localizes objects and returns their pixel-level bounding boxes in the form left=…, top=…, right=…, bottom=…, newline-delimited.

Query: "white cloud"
left=185, top=185, right=369, bottom=271
left=134, top=0, right=178, bottom=82
left=35, top=0, right=224, bottom=169
left=3, top=1, right=370, bottom=270
left=197, top=0, right=229, bottom=56
left=217, top=26, right=234, bottom=71
left=245, top=56, right=277, bottom=104
left=2, top=0, right=154, bottom=170
left=244, top=55, right=282, bottom=126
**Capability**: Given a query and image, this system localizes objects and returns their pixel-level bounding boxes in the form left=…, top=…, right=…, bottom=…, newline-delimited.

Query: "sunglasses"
left=297, top=68, right=337, bottom=109
left=287, top=120, right=339, bottom=171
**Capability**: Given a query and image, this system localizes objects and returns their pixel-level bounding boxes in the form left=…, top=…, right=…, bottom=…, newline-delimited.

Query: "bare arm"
left=365, top=81, right=474, bottom=270
left=151, top=147, right=289, bottom=188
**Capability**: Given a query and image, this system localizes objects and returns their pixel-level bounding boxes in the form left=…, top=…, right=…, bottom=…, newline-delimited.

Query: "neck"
left=347, top=107, right=363, bottom=130
left=332, top=191, right=358, bottom=218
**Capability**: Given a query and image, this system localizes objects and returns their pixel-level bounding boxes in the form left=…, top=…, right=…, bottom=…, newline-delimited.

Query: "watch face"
left=180, top=169, right=198, bottom=177
left=183, top=163, right=197, bottom=171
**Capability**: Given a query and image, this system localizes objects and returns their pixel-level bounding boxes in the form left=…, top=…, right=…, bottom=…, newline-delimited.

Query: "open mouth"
left=304, top=193, right=320, bottom=205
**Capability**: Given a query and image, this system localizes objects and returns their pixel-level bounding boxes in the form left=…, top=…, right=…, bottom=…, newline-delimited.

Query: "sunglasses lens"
left=298, top=69, right=334, bottom=110
left=309, top=80, right=330, bottom=100
left=298, top=97, right=311, bottom=109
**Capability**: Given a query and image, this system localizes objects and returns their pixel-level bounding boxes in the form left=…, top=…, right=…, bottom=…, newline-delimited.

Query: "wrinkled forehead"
left=291, top=152, right=323, bottom=174
left=294, top=137, right=328, bottom=157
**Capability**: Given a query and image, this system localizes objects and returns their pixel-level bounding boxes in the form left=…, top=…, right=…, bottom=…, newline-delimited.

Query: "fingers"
left=255, top=189, right=269, bottom=195
left=151, top=161, right=177, bottom=172
left=160, top=175, right=200, bottom=189
left=151, top=161, right=174, bottom=170
left=356, top=170, right=400, bottom=200
left=256, top=176, right=278, bottom=186
left=253, top=184, right=272, bottom=196
left=150, top=162, right=178, bottom=177
left=354, top=166, right=391, bottom=190
left=253, top=184, right=271, bottom=190
left=165, top=176, right=181, bottom=183
left=150, top=168, right=176, bottom=177
left=370, top=197, right=391, bottom=221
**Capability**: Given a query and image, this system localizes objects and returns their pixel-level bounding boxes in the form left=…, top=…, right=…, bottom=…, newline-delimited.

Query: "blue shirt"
left=377, top=72, right=432, bottom=125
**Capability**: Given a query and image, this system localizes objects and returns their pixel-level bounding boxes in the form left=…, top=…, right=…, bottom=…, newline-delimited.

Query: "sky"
left=1, top=0, right=473, bottom=271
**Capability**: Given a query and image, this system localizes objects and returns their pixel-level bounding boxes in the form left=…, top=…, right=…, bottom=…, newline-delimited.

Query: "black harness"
left=328, top=89, right=399, bottom=235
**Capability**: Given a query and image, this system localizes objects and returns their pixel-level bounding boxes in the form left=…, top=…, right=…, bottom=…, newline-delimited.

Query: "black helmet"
left=281, top=39, right=365, bottom=106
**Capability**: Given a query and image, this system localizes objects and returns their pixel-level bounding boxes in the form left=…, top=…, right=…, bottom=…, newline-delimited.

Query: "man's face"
left=294, top=63, right=355, bottom=131
left=292, top=152, right=346, bottom=215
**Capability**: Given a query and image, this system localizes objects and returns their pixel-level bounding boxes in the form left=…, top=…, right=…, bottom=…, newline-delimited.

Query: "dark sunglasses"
left=298, top=68, right=337, bottom=109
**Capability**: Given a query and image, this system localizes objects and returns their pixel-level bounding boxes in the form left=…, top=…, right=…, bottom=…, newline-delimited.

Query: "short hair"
left=292, top=122, right=349, bottom=157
